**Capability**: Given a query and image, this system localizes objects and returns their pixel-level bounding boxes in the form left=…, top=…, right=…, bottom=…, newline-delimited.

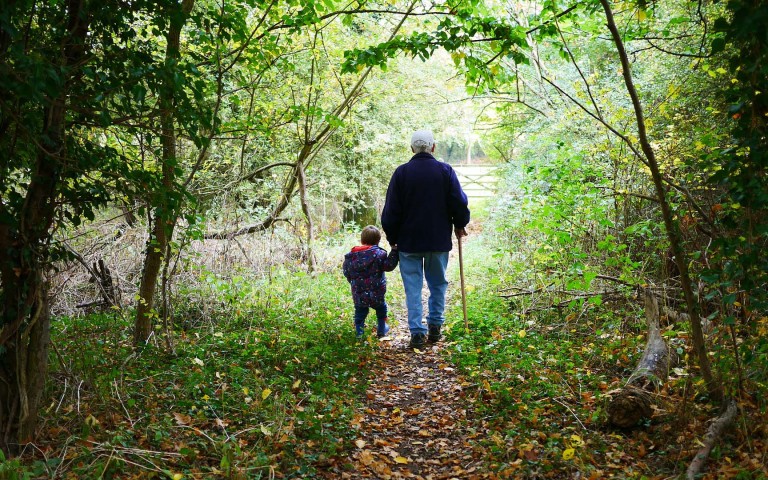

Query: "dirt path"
left=319, top=247, right=498, bottom=479
left=318, top=323, right=492, bottom=480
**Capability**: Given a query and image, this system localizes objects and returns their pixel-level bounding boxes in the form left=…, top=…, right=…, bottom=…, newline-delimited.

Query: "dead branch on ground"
left=606, top=292, right=678, bottom=428
left=685, top=399, right=738, bottom=480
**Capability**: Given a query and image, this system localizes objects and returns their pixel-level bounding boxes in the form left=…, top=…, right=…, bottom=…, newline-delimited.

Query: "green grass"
left=36, top=269, right=373, bottom=479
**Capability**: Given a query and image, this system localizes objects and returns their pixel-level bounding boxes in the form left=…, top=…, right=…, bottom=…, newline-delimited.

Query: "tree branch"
left=541, top=75, right=648, bottom=166
left=525, top=3, right=583, bottom=36
left=685, top=399, right=738, bottom=480
left=599, top=0, right=720, bottom=400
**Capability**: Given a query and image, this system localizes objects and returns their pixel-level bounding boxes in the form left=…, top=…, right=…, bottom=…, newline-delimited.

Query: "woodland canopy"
left=0, top=0, right=766, bottom=478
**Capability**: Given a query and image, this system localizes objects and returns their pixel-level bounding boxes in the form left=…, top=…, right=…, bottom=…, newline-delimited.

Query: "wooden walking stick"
left=458, top=234, right=468, bottom=332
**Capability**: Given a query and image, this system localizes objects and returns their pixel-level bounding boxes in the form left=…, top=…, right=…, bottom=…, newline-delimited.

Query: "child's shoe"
left=377, top=318, right=390, bottom=338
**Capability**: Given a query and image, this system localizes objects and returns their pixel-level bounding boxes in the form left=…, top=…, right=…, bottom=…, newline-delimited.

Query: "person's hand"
left=455, top=227, right=468, bottom=238
left=391, top=244, right=398, bottom=250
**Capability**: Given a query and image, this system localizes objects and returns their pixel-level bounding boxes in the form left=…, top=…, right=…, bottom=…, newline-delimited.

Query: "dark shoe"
left=409, top=333, right=427, bottom=349
left=427, top=324, right=442, bottom=343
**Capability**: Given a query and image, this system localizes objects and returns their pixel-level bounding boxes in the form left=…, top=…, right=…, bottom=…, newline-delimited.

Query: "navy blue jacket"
left=381, top=152, right=470, bottom=252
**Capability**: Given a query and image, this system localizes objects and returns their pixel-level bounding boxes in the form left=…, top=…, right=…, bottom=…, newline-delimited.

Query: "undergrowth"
left=27, top=269, right=372, bottom=479
left=443, top=234, right=768, bottom=479
left=5, top=221, right=766, bottom=479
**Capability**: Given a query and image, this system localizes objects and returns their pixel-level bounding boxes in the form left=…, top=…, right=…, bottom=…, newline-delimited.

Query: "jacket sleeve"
left=342, top=256, right=352, bottom=282
left=381, top=249, right=399, bottom=272
left=380, top=170, right=401, bottom=245
left=446, top=167, right=470, bottom=229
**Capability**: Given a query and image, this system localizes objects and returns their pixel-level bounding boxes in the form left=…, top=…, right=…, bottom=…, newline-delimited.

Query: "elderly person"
left=381, top=130, right=470, bottom=349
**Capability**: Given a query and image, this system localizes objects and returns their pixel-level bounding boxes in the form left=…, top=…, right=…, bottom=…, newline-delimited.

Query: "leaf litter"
left=317, top=321, right=497, bottom=480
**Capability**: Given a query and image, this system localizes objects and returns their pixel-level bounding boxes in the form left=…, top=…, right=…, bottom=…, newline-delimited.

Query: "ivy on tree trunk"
left=0, top=0, right=89, bottom=452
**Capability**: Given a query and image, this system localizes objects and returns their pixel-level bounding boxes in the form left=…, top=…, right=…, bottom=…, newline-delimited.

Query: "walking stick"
left=458, top=234, right=468, bottom=332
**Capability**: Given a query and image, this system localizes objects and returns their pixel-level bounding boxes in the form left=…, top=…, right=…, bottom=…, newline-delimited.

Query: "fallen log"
left=607, top=291, right=677, bottom=428
left=685, top=399, right=738, bottom=479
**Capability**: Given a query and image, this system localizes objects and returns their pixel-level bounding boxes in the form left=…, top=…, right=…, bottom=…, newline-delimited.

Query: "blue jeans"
left=354, top=304, right=388, bottom=336
left=399, top=251, right=449, bottom=335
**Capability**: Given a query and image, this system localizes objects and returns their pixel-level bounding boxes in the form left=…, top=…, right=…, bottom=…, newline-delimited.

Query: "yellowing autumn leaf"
left=192, top=357, right=204, bottom=366
left=359, top=450, right=374, bottom=466
left=482, top=379, right=492, bottom=392
left=394, top=456, right=408, bottom=464
left=260, top=424, right=272, bottom=436
left=85, top=414, right=100, bottom=427
left=518, top=330, right=526, bottom=338
left=355, top=439, right=366, bottom=449
left=262, top=388, right=272, bottom=400
left=570, top=434, right=584, bottom=446
left=172, top=474, right=184, bottom=480
left=562, top=448, right=575, bottom=460
left=292, top=379, right=301, bottom=389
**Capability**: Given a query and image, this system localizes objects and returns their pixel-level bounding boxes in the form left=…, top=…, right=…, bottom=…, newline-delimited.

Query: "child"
left=343, top=225, right=399, bottom=338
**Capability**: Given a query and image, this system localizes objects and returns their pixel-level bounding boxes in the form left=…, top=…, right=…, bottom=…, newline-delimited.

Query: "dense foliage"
left=1, top=0, right=766, bottom=477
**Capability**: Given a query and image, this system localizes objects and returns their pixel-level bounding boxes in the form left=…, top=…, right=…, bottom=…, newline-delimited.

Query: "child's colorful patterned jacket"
left=342, top=245, right=399, bottom=307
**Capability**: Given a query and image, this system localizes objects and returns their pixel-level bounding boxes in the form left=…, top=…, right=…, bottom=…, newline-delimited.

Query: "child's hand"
left=391, top=244, right=397, bottom=250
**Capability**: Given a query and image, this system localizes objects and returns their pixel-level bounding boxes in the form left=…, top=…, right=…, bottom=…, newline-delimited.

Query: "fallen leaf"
left=85, top=415, right=100, bottom=427
left=173, top=413, right=191, bottom=425
left=359, top=450, right=374, bottom=466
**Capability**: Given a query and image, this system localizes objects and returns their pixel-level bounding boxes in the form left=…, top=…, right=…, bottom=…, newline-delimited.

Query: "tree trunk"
left=0, top=0, right=88, bottom=453
left=296, top=159, right=316, bottom=272
left=599, top=0, right=722, bottom=401
left=607, top=292, right=677, bottom=428
left=0, top=269, right=53, bottom=453
left=134, top=0, right=194, bottom=345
